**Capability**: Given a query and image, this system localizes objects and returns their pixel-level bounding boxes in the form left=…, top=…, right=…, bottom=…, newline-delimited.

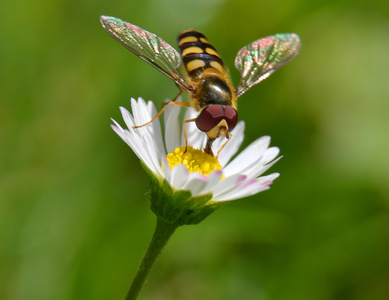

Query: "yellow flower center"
left=166, top=146, right=223, bottom=176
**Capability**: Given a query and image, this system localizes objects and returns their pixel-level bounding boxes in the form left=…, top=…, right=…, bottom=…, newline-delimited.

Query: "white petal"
left=182, top=107, right=206, bottom=149
left=132, top=98, right=151, bottom=136
left=245, top=155, right=282, bottom=180
left=164, top=103, right=182, bottom=153
left=223, top=136, right=271, bottom=177
left=216, top=121, right=245, bottom=167
left=161, top=157, right=171, bottom=182
left=216, top=173, right=280, bottom=201
left=120, top=106, right=136, bottom=131
left=212, top=174, right=247, bottom=199
left=233, top=147, right=280, bottom=180
left=199, top=170, right=223, bottom=195
left=262, top=147, right=280, bottom=164
left=113, top=103, right=164, bottom=177
left=257, top=173, right=280, bottom=183
left=219, top=181, right=271, bottom=201
left=130, top=99, right=166, bottom=176
left=147, top=100, right=165, bottom=155
left=143, top=134, right=165, bottom=177
left=111, top=122, right=156, bottom=174
left=169, top=164, right=190, bottom=189
left=181, top=172, right=208, bottom=196
left=111, top=117, right=142, bottom=157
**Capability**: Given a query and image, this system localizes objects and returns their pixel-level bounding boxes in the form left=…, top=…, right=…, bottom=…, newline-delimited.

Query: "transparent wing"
left=100, top=15, right=192, bottom=91
left=235, top=33, right=301, bottom=98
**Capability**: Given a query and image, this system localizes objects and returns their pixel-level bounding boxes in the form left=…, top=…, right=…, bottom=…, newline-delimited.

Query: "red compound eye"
left=195, top=105, right=224, bottom=132
left=224, top=106, right=238, bottom=132
left=195, top=105, right=238, bottom=132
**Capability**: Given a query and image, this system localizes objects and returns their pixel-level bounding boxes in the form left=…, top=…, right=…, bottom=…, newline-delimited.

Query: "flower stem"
left=125, top=217, right=179, bottom=300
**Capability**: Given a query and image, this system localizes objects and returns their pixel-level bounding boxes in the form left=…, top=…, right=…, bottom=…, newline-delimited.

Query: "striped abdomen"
left=177, top=30, right=236, bottom=110
left=177, top=30, right=225, bottom=78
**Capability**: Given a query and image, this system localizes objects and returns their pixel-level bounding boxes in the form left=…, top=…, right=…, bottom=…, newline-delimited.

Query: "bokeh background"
left=1, top=0, right=389, bottom=299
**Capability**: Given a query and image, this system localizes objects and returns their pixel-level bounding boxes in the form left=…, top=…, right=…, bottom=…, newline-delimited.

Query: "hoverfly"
left=100, top=16, right=301, bottom=157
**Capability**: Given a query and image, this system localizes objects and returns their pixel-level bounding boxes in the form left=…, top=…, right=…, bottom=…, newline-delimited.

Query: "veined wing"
left=100, top=16, right=192, bottom=91
left=235, top=33, right=301, bottom=98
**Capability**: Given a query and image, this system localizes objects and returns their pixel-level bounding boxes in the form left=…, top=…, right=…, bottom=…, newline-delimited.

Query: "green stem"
left=125, top=217, right=179, bottom=300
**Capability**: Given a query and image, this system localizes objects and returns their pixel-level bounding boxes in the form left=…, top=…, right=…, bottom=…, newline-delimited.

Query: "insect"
left=100, top=16, right=301, bottom=157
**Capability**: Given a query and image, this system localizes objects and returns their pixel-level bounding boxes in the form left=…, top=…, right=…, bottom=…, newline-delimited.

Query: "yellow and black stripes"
left=178, top=30, right=224, bottom=77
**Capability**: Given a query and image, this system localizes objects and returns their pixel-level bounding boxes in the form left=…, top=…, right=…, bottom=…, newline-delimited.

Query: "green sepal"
left=141, top=162, right=223, bottom=226
left=175, top=193, right=212, bottom=225
left=183, top=200, right=225, bottom=225
left=162, top=188, right=192, bottom=223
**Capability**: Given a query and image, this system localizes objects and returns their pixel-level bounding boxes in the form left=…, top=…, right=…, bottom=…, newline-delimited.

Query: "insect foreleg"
left=183, top=118, right=196, bottom=153
left=132, top=101, right=191, bottom=129
left=216, top=132, right=232, bottom=159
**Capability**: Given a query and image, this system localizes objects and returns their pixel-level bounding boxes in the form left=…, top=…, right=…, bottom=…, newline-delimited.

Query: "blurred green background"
left=1, top=0, right=389, bottom=299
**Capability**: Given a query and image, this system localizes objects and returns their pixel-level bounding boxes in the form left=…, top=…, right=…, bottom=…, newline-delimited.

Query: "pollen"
left=166, top=146, right=223, bottom=176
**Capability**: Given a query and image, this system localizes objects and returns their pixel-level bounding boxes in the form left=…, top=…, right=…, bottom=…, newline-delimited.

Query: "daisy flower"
left=112, top=97, right=281, bottom=225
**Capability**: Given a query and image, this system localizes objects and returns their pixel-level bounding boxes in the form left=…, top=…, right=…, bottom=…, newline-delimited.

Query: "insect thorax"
left=193, top=76, right=232, bottom=110
left=178, top=30, right=236, bottom=111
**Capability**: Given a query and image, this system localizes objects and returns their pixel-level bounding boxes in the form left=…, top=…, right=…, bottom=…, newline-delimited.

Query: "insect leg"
left=183, top=118, right=196, bottom=153
left=216, top=133, right=232, bottom=159
left=132, top=101, right=191, bottom=129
